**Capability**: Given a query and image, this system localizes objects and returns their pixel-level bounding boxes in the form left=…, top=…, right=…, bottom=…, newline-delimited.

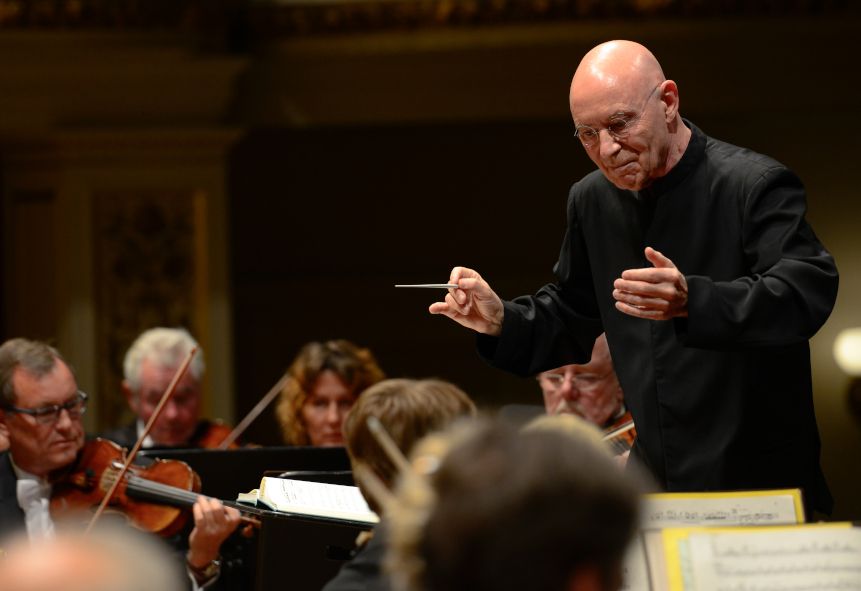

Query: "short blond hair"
left=343, top=378, right=476, bottom=512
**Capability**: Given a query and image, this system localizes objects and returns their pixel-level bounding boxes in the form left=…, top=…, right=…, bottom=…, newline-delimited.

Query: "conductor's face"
left=571, top=80, right=669, bottom=191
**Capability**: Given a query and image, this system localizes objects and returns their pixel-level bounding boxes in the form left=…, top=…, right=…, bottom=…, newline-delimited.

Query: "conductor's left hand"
left=613, top=247, right=688, bottom=320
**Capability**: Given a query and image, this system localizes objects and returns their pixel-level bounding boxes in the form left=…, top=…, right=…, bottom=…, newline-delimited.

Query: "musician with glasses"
left=428, top=40, right=837, bottom=515
left=536, top=334, right=636, bottom=460
left=0, top=338, right=240, bottom=590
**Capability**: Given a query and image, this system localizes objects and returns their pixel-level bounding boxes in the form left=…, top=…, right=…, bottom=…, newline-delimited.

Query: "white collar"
left=135, top=419, right=155, bottom=449
left=9, top=455, right=49, bottom=487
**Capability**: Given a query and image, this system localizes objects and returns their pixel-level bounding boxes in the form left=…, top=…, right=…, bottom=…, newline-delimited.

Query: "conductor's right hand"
left=428, top=267, right=504, bottom=336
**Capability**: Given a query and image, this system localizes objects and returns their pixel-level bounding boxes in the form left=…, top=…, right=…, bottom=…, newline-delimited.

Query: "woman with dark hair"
left=276, top=340, right=384, bottom=447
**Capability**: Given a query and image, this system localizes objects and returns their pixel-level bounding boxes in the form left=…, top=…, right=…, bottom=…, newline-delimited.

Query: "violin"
left=51, top=438, right=257, bottom=537
left=602, top=410, right=637, bottom=456
left=193, top=421, right=240, bottom=450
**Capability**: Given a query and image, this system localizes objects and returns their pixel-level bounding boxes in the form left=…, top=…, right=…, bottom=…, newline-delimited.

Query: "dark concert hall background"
left=1, top=1, right=859, bottom=518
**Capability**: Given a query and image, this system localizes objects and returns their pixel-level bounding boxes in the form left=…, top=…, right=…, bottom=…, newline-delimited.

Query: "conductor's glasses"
left=574, top=83, right=662, bottom=148
left=2, top=390, right=89, bottom=425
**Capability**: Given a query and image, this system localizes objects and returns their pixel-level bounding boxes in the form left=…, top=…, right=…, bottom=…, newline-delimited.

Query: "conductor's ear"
left=660, top=80, right=681, bottom=123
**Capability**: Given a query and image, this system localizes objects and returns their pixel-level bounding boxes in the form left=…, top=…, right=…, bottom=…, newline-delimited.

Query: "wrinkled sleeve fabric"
left=679, top=165, right=838, bottom=349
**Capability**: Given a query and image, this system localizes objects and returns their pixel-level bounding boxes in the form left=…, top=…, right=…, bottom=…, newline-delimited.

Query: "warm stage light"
left=833, top=328, right=861, bottom=376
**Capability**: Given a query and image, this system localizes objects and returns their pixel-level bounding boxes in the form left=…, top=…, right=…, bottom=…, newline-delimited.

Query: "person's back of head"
left=343, top=378, right=476, bottom=512
left=388, top=418, right=640, bottom=591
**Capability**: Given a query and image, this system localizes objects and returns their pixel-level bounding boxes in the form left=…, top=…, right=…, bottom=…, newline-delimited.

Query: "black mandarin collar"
left=638, top=119, right=706, bottom=200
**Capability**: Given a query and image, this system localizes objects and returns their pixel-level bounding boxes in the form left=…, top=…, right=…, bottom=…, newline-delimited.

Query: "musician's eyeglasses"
left=2, top=390, right=88, bottom=425
left=574, top=83, right=662, bottom=149
left=537, top=373, right=610, bottom=392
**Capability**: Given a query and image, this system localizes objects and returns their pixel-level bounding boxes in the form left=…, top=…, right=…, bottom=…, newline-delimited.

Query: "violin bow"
left=366, top=416, right=412, bottom=477
left=352, top=461, right=396, bottom=513
left=85, top=347, right=198, bottom=534
left=216, top=371, right=291, bottom=450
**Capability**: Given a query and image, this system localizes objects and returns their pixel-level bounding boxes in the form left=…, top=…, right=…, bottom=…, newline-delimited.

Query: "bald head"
left=571, top=40, right=665, bottom=106
left=569, top=40, right=690, bottom=190
left=0, top=524, right=185, bottom=591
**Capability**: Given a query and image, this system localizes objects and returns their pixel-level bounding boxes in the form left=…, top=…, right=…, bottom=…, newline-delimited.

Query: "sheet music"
left=642, top=492, right=801, bottom=529
left=620, top=534, right=653, bottom=591
left=685, top=526, right=861, bottom=591
left=259, top=477, right=379, bottom=524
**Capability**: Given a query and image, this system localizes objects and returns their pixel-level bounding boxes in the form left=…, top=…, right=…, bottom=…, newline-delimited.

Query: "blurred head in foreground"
left=0, top=521, right=185, bottom=591
left=343, top=378, right=476, bottom=513
left=388, top=416, right=641, bottom=591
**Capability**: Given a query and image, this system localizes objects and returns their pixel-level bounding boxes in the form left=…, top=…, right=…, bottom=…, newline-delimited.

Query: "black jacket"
left=480, top=121, right=837, bottom=514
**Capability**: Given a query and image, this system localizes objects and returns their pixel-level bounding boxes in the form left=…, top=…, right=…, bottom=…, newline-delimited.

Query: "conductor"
left=429, top=40, right=838, bottom=515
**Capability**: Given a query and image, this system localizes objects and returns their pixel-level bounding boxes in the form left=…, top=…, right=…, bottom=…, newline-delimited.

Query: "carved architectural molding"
left=1, top=129, right=238, bottom=431
left=0, top=0, right=854, bottom=37
left=93, top=188, right=203, bottom=429
left=250, top=0, right=855, bottom=36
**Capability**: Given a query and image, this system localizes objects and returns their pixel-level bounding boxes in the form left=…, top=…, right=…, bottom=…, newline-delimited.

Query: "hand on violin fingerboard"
left=187, top=497, right=242, bottom=569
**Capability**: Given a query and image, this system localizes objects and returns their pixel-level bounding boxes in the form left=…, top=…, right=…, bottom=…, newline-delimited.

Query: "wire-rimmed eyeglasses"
left=574, top=83, right=663, bottom=149
left=536, top=373, right=610, bottom=393
left=2, top=390, right=88, bottom=425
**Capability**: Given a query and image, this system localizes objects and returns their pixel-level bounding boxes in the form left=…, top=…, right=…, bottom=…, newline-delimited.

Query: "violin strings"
left=125, top=474, right=200, bottom=507
left=85, top=348, right=198, bottom=535
left=103, top=470, right=201, bottom=508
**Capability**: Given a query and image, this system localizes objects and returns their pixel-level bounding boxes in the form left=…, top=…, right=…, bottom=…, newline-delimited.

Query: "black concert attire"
left=0, top=453, right=25, bottom=537
left=479, top=121, right=837, bottom=514
left=322, top=523, right=391, bottom=591
left=100, top=419, right=224, bottom=449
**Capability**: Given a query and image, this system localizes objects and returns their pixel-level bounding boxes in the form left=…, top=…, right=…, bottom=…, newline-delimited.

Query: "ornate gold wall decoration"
left=92, top=189, right=205, bottom=431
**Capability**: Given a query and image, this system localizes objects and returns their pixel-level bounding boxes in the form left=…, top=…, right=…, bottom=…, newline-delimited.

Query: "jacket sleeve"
left=680, top=166, right=838, bottom=348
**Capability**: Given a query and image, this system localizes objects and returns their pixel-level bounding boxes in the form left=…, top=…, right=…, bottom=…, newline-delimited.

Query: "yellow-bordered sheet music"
left=633, top=489, right=806, bottom=590
left=661, top=522, right=858, bottom=591
left=641, top=488, right=805, bottom=529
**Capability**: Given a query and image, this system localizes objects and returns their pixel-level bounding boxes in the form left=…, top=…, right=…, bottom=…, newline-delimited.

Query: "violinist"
left=0, top=338, right=241, bottom=590
left=276, top=339, right=385, bottom=447
left=535, top=334, right=636, bottom=461
left=101, top=327, right=236, bottom=449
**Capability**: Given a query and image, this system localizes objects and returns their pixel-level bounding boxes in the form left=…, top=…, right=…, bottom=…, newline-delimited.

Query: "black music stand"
left=254, top=511, right=371, bottom=591
left=138, top=445, right=351, bottom=500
